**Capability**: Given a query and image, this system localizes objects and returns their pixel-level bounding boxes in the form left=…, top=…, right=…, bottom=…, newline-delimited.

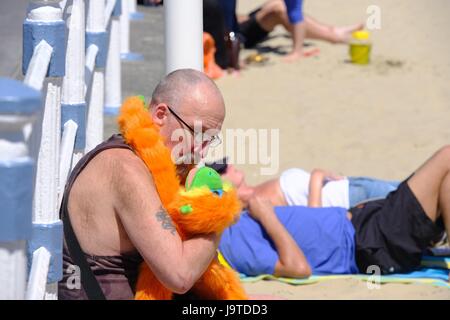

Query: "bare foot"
left=283, top=48, right=320, bottom=63
left=332, top=23, right=365, bottom=43
left=302, top=47, right=321, bottom=57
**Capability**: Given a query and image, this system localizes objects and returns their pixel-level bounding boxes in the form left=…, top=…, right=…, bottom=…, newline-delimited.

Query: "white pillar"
left=164, top=0, right=203, bottom=74
left=120, top=0, right=143, bottom=60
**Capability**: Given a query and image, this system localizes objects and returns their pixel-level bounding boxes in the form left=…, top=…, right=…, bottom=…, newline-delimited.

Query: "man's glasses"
left=167, top=105, right=221, bottom=148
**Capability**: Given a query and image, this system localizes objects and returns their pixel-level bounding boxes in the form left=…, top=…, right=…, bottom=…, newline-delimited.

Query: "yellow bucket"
left=349, top=30, right=371, bottom=65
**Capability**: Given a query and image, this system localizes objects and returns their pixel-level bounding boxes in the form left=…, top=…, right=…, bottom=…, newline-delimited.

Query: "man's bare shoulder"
left=95, top=148, right=151, bottom=184
left=96, top=148, right=159, bottom=211
left=85, top=148, right=153, bottom=193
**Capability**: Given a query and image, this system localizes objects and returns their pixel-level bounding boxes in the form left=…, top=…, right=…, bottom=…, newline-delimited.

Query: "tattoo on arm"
left=155, top=206, right=176, bottom=235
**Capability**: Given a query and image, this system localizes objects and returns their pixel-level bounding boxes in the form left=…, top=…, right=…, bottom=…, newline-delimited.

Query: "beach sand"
left=210, top=0, right=450, bottom=299
left=244, top=277, right=450, bottom=300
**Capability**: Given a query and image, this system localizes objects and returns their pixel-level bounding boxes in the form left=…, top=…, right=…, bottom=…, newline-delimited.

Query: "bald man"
left=58, top=69, right=226, bottom=300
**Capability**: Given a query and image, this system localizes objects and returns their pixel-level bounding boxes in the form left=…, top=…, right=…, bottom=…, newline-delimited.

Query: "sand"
left=210, top=0, right=450, bottom=299
left=244, top=278, right=450, bottom=300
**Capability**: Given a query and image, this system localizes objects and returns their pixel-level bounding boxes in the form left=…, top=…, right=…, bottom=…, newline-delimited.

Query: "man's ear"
left=152, top=103, right=169, bottom=126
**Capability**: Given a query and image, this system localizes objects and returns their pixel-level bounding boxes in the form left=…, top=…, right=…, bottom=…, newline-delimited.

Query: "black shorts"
left=350, top=179, right=444, bottom=275
left=238, top=8, right=269, bottom=48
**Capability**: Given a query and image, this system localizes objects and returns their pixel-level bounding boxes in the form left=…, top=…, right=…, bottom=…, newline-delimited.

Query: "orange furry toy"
left=117, top=96, right=247, bottom=300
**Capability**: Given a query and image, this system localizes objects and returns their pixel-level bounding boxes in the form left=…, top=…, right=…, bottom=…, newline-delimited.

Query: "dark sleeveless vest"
left=58, top=134, right=143, bottom=300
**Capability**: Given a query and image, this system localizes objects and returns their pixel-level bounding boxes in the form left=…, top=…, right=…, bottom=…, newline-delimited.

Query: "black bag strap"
left=62, top=211, right=106, bottom=300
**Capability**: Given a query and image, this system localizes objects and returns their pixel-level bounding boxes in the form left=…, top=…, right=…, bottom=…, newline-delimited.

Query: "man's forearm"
left=258, top=211, right=308, bottom=267
left=176, top=234, right=218, bottom=292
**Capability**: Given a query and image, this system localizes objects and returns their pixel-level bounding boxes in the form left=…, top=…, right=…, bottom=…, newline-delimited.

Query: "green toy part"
left=180, top=204, right=193, bottom=215
left=179, top=167, right=224, bottom=215
left=185, top=167, right=223, bottom=191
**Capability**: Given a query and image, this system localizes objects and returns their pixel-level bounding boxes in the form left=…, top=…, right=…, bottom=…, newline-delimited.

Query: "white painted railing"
left=0, top=0, right=140, bottom=300
left=0, top=0, right=204, bottom=300
left=120, top=0, right=143, bottom=61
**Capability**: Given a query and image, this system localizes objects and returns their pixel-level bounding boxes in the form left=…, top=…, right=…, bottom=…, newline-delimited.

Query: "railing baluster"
left=61, top=0, right=86, bottom=173
left=23, top=1, right=65, bottom=300
left=120, top=0, right=143, bottom=61
left=24, top=41, right=53, bottom=91
left=25, top=247, right=51, bottom=300
left=85, top=0, right=107, bottom=151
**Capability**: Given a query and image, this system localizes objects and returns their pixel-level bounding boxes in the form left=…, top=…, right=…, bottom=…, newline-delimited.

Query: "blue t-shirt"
left=284, top=0, right=304, bottom=24
left=219, top=206, right=359, bottom=276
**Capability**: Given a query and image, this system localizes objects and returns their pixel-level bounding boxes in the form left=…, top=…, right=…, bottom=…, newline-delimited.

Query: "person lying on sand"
left=206, top=147, right=449, bottom=278
left=206, top=158, right=400, bottom=210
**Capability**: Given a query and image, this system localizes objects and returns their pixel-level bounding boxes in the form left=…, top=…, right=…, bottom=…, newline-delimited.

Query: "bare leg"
left=253, top=0, right=363, bottom=44
left=284, top=21, right=320, bottom=62
left=304, top=16, right=364, bottom=44
left=407, top=146, right=450, bottom=237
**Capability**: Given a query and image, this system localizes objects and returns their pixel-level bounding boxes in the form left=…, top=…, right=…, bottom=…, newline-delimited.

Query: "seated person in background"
left=236, top=0, right=364, bottom=62
left=206, top=158, right=400, bottom=210
left=207, top=146, right=449, bottom=278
